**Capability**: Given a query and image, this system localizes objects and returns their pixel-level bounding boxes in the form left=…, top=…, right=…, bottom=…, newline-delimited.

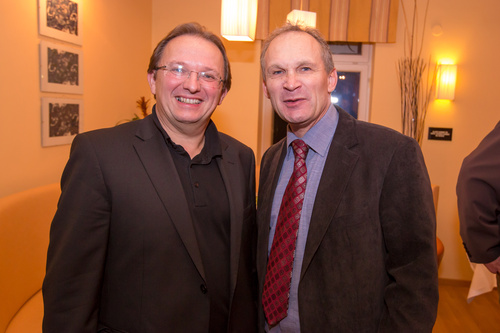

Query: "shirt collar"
left=152, top=105, right=222, bottom=162
left=286, top=103, right=339, bottom=157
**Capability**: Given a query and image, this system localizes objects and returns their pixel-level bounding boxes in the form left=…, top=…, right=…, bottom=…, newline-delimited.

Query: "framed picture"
left=41, top=97, right=83, bottom=147
left=40, top=41, right=83, bottom=94
left=38, top=0, right=82, bottom=45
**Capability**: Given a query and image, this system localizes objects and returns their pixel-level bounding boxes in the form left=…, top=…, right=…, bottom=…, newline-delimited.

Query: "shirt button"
left=200, top=284, right=208, bottom=294
left=194, top=182, right=200, bottom=188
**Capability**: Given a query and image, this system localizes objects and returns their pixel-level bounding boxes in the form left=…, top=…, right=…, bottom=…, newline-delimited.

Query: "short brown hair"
left=147, top=22, right=232, bottom=91
left=260, top=23, right=334, bottom=80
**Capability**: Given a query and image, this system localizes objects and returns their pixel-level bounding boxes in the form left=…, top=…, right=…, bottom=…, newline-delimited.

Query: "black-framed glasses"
left=155, top=64, right=223, bottom=87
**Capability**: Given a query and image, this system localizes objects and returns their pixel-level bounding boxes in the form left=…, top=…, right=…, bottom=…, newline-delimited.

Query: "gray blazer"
left=458, top=121, right=500, bottom=263
left=257, top=107, right=438, bottom=332
left=43, top=113, right=257, bottom=333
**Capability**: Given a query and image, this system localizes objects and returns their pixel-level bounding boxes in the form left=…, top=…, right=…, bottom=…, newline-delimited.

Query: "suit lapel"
left=133, top=116, right=206, bottom=281
left=300, top=110, right=359, bottom=280
left=256, top=140, right=287, bottom=281
left=216, top=140, right=245, bottom=296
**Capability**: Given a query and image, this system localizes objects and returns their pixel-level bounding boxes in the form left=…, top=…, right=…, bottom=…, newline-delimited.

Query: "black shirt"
left=153, top=110, right=230, bottom=332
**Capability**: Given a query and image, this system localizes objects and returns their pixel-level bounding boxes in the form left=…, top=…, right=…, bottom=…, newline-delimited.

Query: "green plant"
left=116, top=96, right=150, bottom=125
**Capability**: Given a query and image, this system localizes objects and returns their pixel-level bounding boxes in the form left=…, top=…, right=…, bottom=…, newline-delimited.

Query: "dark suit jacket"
left=458, top=121, right=500, bottom=263
left=257, top=108, right=438, bottom=332
left=42, top=114, right=257, bottom=333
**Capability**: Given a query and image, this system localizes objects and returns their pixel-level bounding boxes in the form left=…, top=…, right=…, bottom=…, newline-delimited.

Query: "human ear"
left=327, top=68, right=338, bottom=93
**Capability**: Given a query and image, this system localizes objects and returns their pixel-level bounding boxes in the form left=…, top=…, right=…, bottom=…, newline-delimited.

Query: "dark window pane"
left=328, top=42, right=362, bottom=55
left=331, top=71, right=360, bottom=119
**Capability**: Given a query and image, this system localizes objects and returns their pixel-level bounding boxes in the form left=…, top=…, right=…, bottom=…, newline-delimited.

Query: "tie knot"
left=291, top=139, right=308, bottom=160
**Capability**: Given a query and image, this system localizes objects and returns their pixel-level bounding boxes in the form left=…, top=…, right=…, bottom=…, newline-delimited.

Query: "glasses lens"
left=168, top=65, right=187, bottom=77
left=199, top=72, right=220, bottom=83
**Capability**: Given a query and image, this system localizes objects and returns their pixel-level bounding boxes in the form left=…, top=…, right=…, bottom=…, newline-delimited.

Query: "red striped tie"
left=262, top=139, right=309, bottom=326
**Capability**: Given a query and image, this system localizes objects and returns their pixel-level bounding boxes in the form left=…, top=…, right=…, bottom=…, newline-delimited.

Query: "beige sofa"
left=0, top=183, right=60, bottom=333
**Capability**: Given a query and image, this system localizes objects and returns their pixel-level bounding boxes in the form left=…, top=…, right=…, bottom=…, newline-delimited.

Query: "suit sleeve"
left=378, top=138, right=439, bottom=332
left=42, top=133, right=110, bottom=332
left=457, top=123, right=500, bottom=263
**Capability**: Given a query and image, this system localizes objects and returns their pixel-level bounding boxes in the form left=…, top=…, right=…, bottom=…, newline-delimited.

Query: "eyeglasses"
left=155, top=64, right=223, bottom=87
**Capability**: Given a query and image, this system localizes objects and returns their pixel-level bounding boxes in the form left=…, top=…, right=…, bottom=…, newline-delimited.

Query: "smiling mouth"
left=176, top=97, right=201, bottom=105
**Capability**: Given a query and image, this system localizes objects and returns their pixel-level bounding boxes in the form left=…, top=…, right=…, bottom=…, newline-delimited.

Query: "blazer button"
left=200, top=284, right=208, bottom=294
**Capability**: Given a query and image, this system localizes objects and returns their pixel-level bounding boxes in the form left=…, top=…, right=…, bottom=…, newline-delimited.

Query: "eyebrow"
left=266, top=60, right=318, bottom=70
left=295, top=61, right=317, bottom=67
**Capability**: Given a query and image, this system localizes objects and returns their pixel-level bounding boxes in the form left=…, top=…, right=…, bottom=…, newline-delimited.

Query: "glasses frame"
left=155, top=64, right=223, bottom=87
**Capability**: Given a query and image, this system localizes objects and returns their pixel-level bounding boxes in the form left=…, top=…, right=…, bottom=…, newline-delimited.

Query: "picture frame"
left=40, top=40, right=83, bottom=94
left=41, top=97, right=83, bottom=147
left=38, top=0, right=82, bottom=45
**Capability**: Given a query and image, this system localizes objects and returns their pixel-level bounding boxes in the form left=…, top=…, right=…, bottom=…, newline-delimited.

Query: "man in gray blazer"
left=43, top=23, right=257, bottom=333
left=458, top=121, right=500, bottom=273
left=257, top=23, right=438, bottom=332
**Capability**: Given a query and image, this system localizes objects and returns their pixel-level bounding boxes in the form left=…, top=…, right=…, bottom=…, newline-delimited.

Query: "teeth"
left=176, top=97, right=201, bottom=104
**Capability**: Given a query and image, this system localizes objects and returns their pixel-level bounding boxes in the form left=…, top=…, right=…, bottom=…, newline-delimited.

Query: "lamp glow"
left=221, top=0, right=258, bottom=41
left=436, top=64, right=457, bottom=100
left=287, top=9, right=317, bottom=28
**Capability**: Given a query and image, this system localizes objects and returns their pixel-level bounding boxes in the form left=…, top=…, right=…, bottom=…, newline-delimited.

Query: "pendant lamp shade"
left=286, top=9, right=317, bottom=28
left=221, top=0, right=258, bottom=41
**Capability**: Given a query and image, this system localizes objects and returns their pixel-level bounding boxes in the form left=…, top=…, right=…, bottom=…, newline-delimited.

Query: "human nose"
left=183, top=71, right=201, bottom=92
left=283, top=72, right=301, bottom=91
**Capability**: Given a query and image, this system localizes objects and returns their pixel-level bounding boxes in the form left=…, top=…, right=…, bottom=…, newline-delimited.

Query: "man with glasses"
left=43, top=22, right=257, bottom=333
left=257, top=23, right=438, bottom=332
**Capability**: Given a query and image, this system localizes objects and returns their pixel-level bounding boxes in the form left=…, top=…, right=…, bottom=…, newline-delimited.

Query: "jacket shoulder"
left=218, top=132, right=255, bottom=156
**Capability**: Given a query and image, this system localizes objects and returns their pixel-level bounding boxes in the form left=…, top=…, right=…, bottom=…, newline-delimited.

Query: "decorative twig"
left=397, top=0, right=435, bottom=146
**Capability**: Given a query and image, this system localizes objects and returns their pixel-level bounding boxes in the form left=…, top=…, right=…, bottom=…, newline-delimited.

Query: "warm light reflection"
left=432, top=99, right=454, bottom=115
left=221, top=0, right=258, bottom=41
left=434, top=99, right=452, bottom=106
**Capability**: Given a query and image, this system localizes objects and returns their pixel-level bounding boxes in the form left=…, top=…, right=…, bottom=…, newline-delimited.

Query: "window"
left=330, top=43, right=372, bottom=122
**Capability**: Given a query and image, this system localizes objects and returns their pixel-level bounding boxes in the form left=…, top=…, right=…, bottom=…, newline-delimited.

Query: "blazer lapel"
left=133, top=117, right=206, bottom=281
left=300, top=110, right=359, bottom=280
left=256, top=140, right=287, bottom=281
left=216, top=140, right=245, bottom=297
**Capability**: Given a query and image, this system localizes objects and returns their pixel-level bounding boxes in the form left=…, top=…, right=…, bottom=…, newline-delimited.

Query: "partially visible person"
left=457, top=121, right=500, bottom=274
left=256, top=23, right=438, bottom=332
left=42, top=22, right=257, bottom=333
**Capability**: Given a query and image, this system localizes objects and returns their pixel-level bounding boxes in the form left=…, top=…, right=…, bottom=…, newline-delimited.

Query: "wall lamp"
left=436, top=64, right=457, bottom=100
left=221, top=0, right=258, bottom=41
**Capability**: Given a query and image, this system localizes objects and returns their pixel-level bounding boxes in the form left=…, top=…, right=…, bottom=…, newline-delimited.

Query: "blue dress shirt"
left=267, top=104, right=339, bottom=332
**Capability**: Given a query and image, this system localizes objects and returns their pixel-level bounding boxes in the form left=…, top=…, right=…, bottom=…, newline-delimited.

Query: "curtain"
left=256, top=0, right=398, bottom=43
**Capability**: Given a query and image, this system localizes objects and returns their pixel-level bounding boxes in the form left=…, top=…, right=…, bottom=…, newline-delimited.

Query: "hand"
left=484, top=256, right=500, bottom=274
